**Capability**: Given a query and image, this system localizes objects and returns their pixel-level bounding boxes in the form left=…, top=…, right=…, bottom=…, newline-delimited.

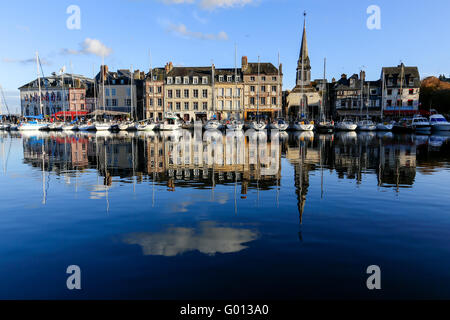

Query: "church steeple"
left=296, top=11, right=311, bottom=87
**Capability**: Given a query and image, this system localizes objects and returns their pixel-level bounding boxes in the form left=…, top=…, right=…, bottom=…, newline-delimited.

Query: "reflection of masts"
left=42, top=143, right=46, bottom=205
left=234, top=135, right=238, bottom=215
left=320, top=136, right=324, bottom=199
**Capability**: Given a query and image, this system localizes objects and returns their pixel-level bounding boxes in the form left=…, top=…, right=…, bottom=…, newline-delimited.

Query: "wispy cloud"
left=160, top=0, right=256, bottom=10
left=2, top=57, right=51, bottom=66
left=16, top=25, right=30, bottom=32
left=199, top=0, right=255, bottom=10
left=167, top=23, right=228, bottom=40
left=61, top=38, right=113, bottom=57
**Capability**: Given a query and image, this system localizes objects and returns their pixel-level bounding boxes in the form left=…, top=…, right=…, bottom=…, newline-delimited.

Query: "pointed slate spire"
left=299, top=11, right=309, bottom=63
left=296, top=11, right=311, bottom=86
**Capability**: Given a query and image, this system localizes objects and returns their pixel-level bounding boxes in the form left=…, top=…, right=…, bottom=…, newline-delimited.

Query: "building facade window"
left=193, top=90, right=199, bottom=98
left=202, top=89, right=208, bottom=98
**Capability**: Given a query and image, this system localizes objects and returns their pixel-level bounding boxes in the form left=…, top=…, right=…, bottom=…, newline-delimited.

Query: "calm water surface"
left=0, top=129, right=449, bottom=299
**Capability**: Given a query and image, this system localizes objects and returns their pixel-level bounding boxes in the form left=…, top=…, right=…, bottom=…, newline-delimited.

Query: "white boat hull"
left=249, top=121, right=267, bottom=131
left=226, top=122, right=244, bottom=131
left=95, top=123, right=111, bottom=131
left=293, top=122, right=314, bottom=131
left=432, top=124, right=450, bottom=131
left=159, top=123, right=182, bottom=131
left=18, top=123, right=49, bottom=131
left=376, top=123, right=394, bottom=131
left=358, top=125, right=377, bottom=131
left=137, top=123, right=157, bottom=131
left=204, top=121, right=222, bottom=131
left=62, top=125, right=78, bottom=131
left=270, top=122, right=289, bottom=131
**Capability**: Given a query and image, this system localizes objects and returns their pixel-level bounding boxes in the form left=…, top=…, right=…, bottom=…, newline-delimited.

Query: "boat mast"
left=36, top=52, right=43, bottom=117
left=257, top=55, right=260, bottom=121
left=321, top=58, right=326, bottom=122
left=234, top=44, right=238, bottom=120
left=278, top=52, right=281, bottom=119
left=360, top=68, right=364, bottom=120
left=130, top=65, right=134, bottom=121
left=149, top=50, right=153, bottom=121
left=367, top=83, right=370, bottom=119
left=381, top=70, right=385, bottom=120
left=211, top=60, right=215, bottom=120
left=398, top=63, right=404, bottom=119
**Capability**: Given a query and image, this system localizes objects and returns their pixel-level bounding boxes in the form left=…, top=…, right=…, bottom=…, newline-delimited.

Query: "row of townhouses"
left=19, top=16, right=422, bottom=121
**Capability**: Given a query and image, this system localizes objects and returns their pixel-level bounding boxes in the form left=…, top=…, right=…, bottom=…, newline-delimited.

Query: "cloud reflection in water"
left=123, top=222, right=259, bottom=257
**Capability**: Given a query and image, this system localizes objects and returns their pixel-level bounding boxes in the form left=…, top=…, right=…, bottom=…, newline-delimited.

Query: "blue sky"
left=1, top=0, right=449, bottom=113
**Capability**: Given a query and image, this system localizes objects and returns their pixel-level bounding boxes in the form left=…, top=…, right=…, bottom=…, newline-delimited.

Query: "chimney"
left=242, top=56, right=248, bottom=71
left=360, top=70, right=366, bottom=82
left=165, top=62, right=174, bottom=73
left=279, top=63, right=283, bottom=75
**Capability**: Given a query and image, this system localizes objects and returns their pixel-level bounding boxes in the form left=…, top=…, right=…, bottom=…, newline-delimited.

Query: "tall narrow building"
left=287, top=12, right=321, bottom=120
left=296, top=16, right=311, bottom=87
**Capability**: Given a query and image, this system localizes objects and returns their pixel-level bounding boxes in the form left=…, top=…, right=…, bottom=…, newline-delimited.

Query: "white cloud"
left=168, top=23, right=228, bottom=40
left=61, top=38, right=113, bottom=57
left=160, top=0, right=255, bottom=10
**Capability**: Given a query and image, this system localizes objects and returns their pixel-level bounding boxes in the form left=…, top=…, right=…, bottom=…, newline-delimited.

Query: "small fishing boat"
left=204, top=119, right=222, bottom=131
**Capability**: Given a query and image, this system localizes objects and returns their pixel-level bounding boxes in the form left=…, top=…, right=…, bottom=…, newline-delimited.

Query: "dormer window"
left=250, top=76, right=256, bottom=81
left=153, top=75, right=157, bottom=81
left=219, top=75, right=224, bottom=82
left=167, top=77, right=173, bottom=84
left=227, top=76, right=232, bottom=82
left=202, top=77, right=208, bottom=84
left=193, top=77, right=199, bottom=84
left=184, top=77, right=189, bottom=84
left=236, top=76, right=241, bottom=82
left=175, top=77, right=181, bottom=84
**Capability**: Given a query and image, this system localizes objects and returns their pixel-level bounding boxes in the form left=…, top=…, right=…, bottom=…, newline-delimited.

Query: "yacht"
left=137, top=121, right=158, bottom=131
left=159, top=114, right=182, bottom=131
left=226, top=119, right=244, bottom=131
left=293, top=119, right=314, bottom=131
left=94, top=121, right=112, bottom=131
left=393, top=118, right=413, bottom=133
left=357, top=118, right=377, bottom=131
left=18, top=120, right=49, bottom=131
left=62, top=123, right=78, bottom=131
left=270, top=118, right=289, bottom=131
left=376, top=121, right=394, bottom=131
left=204, top=119, right=222, bottom=131
left=335, top=119, right=357, bottom=131
left=78, top=122, right=96, bottom=131
left=316, top=120, right=334, bottom=133
left=411, top=115, right=431, bottom=134
left=430, top=114, right=450, bottom=131
left=248, top=119, right=267, bottom=131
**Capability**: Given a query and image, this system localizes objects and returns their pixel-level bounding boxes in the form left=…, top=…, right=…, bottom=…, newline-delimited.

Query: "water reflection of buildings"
left=19, top=131, right=449, bottom=214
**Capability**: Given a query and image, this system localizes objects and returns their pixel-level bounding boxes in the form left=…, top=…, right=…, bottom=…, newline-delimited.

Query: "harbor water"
left=0, top=129, right=449, bottom=299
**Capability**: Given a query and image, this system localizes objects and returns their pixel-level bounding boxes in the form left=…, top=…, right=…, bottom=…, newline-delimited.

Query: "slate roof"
left=243, top=63, right=280, bottom=75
